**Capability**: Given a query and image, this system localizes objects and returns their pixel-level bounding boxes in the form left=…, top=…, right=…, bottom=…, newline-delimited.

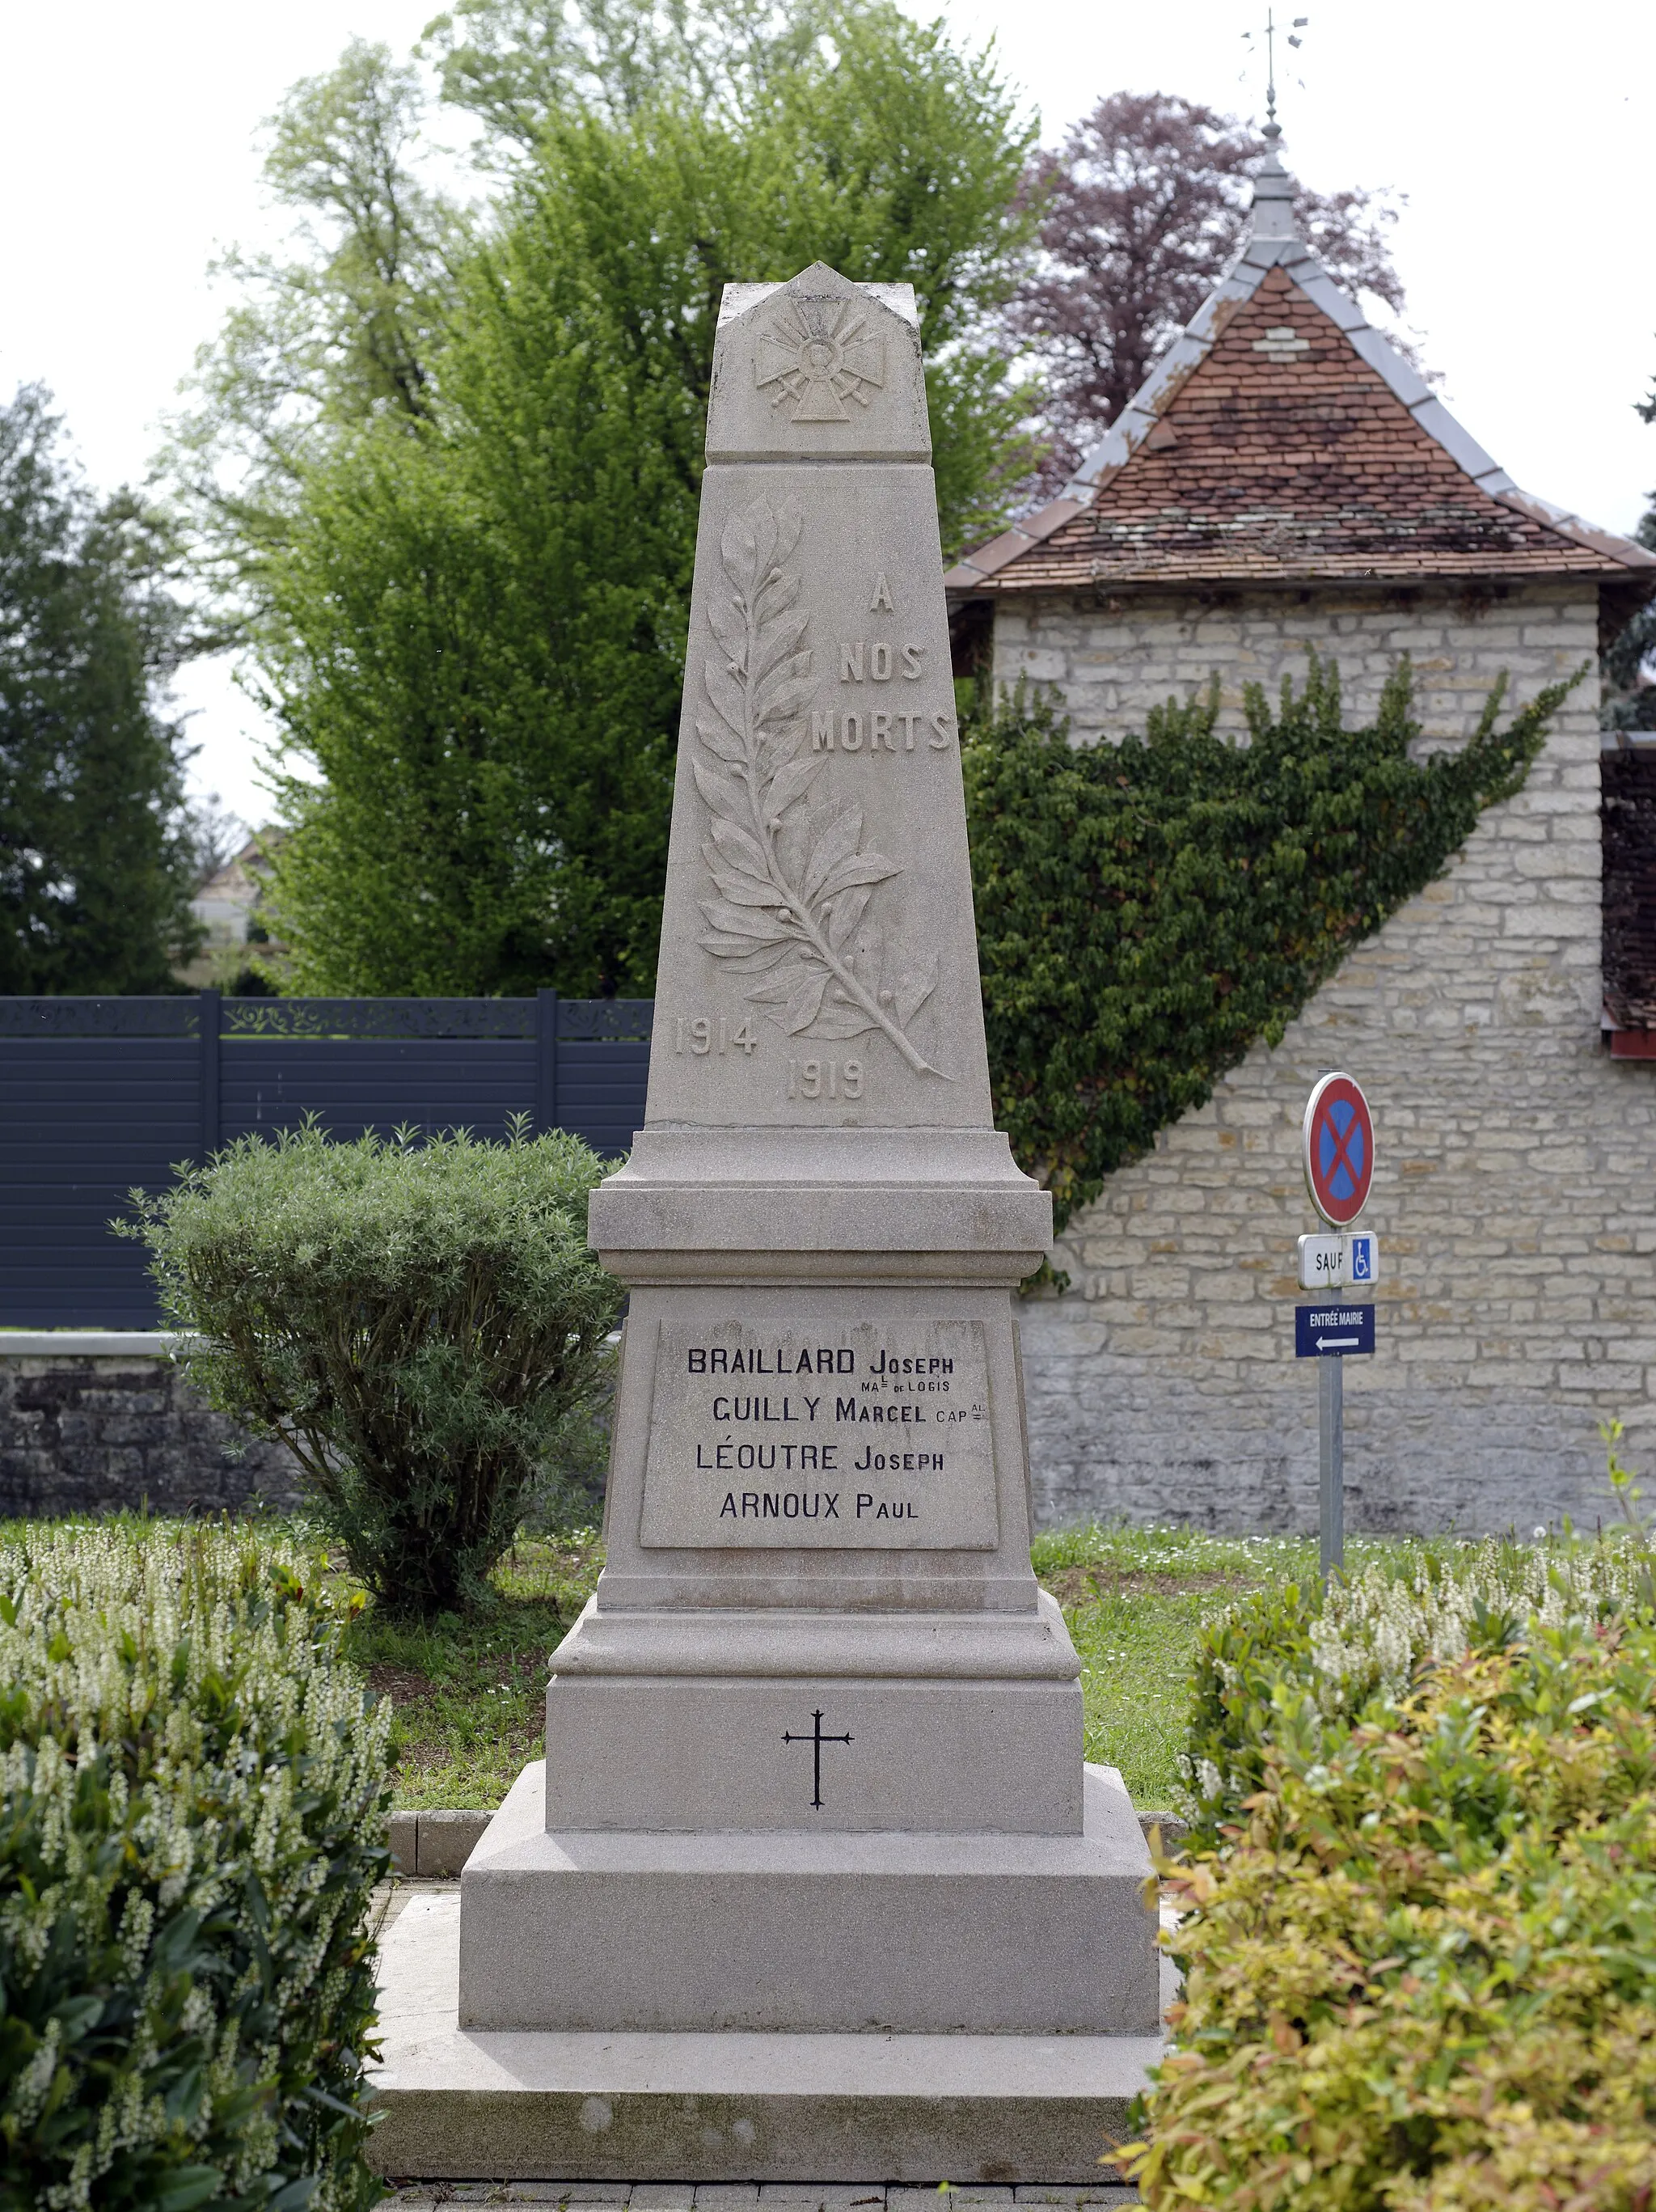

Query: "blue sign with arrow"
left=1295, top=1304, right=1375, bottom=1358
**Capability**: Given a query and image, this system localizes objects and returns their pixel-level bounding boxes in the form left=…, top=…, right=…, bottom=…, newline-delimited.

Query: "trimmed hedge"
left=0, top=1522, right=391, bottom=2212
left=1122, top=1614, right=1656, bottom=2210
left=1116, top=1530, right=1656, bottom=2209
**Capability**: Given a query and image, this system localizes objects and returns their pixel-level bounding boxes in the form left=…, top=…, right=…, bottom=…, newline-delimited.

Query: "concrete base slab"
left=368, top=1890, right=1163, bottom=2184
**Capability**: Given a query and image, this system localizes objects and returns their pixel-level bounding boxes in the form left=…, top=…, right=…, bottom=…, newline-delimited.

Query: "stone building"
left=180, top=831, right=289, bottom=991
left=945, top=139, right=1656, bottom=1535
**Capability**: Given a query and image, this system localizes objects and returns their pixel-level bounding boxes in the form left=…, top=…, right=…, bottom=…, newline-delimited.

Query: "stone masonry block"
left=0, top=1354, right=304, bottom=1518
left=417, top=1809, right=494, bottom=1877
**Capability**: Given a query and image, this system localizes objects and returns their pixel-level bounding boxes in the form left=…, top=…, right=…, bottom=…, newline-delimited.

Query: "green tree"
left=421, top=1, right=1040, bottom=545
left=422, top=0, right=844, bottom=141
left=239, top=2, right=1037, bottom=995
left=175, top=6, right=1036, bottom=603
left=1601, top=349, right=1655, bottom=732
left=167, top=39, right=461, bottom=622
left=260, top=228, right=695, bottom=996
left=0, top=386, right=203, bottom=992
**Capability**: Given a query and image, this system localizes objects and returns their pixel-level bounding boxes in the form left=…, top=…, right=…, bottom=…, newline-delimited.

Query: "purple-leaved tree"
left=1009, top=92, right=1412, bottom=491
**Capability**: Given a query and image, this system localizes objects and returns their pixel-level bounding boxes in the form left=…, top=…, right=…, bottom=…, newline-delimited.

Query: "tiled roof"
left=948, top=162, right=1656, bottom=598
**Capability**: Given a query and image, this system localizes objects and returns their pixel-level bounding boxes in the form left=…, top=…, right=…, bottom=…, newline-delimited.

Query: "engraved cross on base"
left=783, top=1708, right=853, bottom=1811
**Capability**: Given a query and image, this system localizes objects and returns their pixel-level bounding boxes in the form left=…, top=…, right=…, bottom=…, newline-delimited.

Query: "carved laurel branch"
left=693, top=494, right=944, bottom=1077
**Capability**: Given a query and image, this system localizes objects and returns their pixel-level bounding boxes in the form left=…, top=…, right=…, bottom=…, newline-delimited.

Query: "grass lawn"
left=343, top=1532, right=606, bottom=1811
left=361, top=1520, right=1414, bottom=1812
left=1033, top=1523, right=1321, bottom=1805
left=0, top=1510, right=1458, bottom=1811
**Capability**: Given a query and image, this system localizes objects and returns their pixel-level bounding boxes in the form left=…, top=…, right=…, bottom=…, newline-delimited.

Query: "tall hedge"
left=963, top=655, right=1577, bottom=1237
left=0, top=1523, right=390, bottom=2212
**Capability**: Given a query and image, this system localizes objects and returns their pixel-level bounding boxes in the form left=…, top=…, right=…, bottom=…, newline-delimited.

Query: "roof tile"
left=964, top=263, right=1654, bottom=594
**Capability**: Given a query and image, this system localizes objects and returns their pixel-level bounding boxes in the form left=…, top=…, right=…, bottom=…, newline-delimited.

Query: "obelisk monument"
left=444, top=264, right=1159, bottom=2168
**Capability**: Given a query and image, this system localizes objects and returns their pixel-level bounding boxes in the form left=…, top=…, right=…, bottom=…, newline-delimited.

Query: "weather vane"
left=1241, top=10, right=1307, bottom=138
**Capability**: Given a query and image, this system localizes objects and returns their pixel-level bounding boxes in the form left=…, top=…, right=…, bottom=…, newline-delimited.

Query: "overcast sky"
left=3, top=0, right=1652, bottom=825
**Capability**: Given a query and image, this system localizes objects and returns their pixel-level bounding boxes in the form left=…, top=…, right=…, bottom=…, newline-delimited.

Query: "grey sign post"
left=1294, top=1301, right=1376, bottom=1572
left=1297, top=1074, right=1378, bottom=1580
left=1319, top=1356, right=1343, bottom=1580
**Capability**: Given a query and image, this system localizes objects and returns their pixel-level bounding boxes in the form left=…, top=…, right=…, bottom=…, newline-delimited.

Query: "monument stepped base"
left=457, top=1762, right=1158, bottom=2037
left=367, top=1888, right=1165, bottom=2185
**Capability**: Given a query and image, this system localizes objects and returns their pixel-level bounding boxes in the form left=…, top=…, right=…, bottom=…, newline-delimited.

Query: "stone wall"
left=992, top=578, right=1588, bottom=751
left=1003, top=579, right=1656, bottom=1534
left=0, top=1347, right=303, bottom=1520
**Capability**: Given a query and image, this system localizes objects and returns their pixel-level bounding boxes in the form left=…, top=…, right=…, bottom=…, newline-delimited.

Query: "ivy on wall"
left=963, top=654, right=1578, bottom=1241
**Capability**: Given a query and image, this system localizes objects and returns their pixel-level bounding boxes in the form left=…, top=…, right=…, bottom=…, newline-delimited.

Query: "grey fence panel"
left=0, top=1036, right=201, bottom=1327
left=221, top=1038, right=539, bottom=1144
left=0, top=994, right=654, bottom=1327
left=555, top=1039, right=653, bottom=1157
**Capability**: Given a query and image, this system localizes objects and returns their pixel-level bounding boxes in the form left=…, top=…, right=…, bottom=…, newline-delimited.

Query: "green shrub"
left=1183, top=1535, right=1656, bottom=1845
left=0, top=1520, right=390, bottom=2212
left=125, top=1119, right=623, bottom=1618
left=1121, top=1618, right=1656, bottom=2210
left=518, top=1394, right=615, bottom=1537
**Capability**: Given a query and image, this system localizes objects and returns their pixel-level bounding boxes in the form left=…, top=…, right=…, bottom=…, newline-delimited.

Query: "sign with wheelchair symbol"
left=1295, top=1229, right=1379, bottom=1290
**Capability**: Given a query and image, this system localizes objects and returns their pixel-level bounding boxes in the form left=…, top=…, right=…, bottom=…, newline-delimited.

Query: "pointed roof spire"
left=941, top=6, right=1654, bottom=601
left=942, top=67, right=1656, bottom=603
left=1250, top=126, right=1299, bottom=243
left=1252, top=6, right=1300, bottom=243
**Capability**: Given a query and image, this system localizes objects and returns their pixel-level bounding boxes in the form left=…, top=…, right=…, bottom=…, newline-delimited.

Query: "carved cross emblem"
left=755, top=301, right=885, bottom=423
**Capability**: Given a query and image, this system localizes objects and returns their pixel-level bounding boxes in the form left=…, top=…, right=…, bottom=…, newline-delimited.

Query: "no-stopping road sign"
left=1303, top=1072, right=1375, bottom=1228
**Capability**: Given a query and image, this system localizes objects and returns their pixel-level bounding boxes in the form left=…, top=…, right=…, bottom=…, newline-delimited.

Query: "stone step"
left=386, top=1808, right=1186, bottom=1880
left=367, top=1888, right=1164, bottom=2188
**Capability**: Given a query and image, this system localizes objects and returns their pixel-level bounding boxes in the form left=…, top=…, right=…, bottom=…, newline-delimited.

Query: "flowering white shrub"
left=0, top=1522, right=391, bottom=2212
left=1182, top=1533, right=1654, bottom=1842
left=1307, top=1538, right=1654, bottom=1714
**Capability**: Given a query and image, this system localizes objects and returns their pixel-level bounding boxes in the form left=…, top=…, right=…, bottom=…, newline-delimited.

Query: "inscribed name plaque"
left=638, top=1318, right=998, bottom=1548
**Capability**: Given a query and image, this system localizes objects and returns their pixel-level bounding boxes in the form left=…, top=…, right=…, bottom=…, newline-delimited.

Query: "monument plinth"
left=369, top=267, right=1163, bottom=2182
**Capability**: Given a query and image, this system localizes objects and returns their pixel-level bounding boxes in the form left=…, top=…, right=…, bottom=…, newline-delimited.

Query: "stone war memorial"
left=369, top=267, right=1163, bottom=2180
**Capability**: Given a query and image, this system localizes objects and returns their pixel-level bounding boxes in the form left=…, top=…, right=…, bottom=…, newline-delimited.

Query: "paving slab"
left=889, top=2194, right=1012, bottom=2210
left=378, top=2187, right=1138, bottom=2207
left=1012, top=2193, right=1139, bottom=2206
left=890, top=2194, right=1013, bottom=2210
left=758, top=2192, right=891, bottom=2210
